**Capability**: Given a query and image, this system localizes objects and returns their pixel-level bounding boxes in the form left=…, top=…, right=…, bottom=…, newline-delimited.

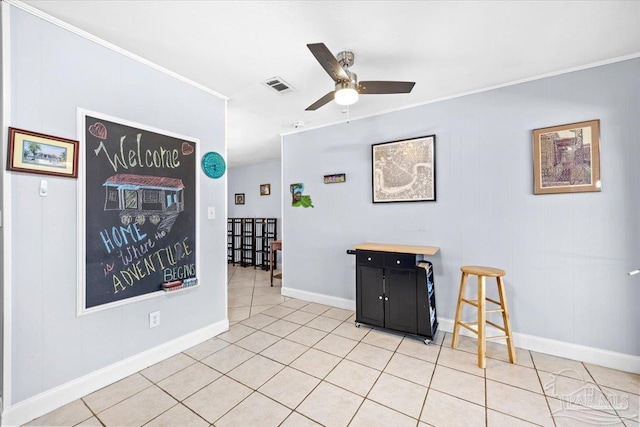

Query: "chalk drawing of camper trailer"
left=103, top=174, right=185, bottom=233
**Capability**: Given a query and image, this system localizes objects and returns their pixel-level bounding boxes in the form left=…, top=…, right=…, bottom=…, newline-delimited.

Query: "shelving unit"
left=417, top=261, right=438, bottom=339
left=227, top=218, right=243, bottom=265
left=240, top=218, right=254, bottom=267
left=254, top=218, right=278, bottom=270
left=227, top=218, right=278, bottom=270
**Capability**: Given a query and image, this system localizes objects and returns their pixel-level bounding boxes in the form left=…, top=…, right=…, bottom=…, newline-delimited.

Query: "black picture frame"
left=372, top=135, right=436, bottom=203
left=235, top=193, right=245, bottom=204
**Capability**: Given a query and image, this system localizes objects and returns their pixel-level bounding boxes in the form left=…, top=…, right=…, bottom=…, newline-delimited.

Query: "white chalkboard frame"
left=76, top=108, right=201, bottom=316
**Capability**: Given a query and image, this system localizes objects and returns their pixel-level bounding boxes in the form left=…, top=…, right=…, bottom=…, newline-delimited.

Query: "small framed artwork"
left=260, top=183, right=271, bottom=196
left=7, top=127, right=79, bottom=178
left=324, top=173, right=346, bottom=184
left=533, top=119, right=601, bottom=194
left=234, top=193, right=245, bottom=205
left=372, top=135, right=436, bottom=203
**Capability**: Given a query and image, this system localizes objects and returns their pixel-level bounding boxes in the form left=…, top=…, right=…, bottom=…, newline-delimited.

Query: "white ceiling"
left=18, top=1, right=640, bottom=167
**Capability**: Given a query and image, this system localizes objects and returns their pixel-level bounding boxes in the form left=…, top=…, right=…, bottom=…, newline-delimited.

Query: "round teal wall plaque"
left=201, top=152, right=226, bottom=178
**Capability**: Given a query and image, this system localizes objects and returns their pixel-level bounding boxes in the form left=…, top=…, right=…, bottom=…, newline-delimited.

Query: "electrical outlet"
left=149, top=311, right=160, bottom=328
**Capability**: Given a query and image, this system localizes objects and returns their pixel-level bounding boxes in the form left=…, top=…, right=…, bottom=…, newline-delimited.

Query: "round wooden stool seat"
left=461, top=265, right=505, bottom=277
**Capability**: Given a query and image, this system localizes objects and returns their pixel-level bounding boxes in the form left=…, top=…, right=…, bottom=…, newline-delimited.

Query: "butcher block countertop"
left=354, top=242, right=440, bottom=255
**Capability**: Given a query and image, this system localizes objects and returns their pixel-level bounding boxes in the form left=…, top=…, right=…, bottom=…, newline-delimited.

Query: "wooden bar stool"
left=452, top=265, right=516, bottom=368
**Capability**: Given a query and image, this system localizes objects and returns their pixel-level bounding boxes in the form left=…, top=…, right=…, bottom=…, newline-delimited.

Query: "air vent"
left=263, top=76, right=294, bottom=94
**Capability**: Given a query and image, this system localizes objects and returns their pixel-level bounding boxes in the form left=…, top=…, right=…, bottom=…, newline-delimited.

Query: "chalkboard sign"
left=78, top=110, right=198, bottom=314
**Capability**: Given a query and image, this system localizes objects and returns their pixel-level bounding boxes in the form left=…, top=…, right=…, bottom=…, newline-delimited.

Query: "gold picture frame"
left=533, top=119, right=601, bottom=195
left=7, top=127, right=79, bottom=178
left=260, top=183, right=271, bottom=196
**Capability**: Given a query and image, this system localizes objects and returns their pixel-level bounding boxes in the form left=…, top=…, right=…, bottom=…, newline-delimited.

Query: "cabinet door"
left=356, top=265, right=384, bottom=327
left=384, top=268, right=418, bottom=334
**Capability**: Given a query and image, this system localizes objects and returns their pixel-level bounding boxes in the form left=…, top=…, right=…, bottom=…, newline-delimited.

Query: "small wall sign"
left=323, top=173, right=346, bottom=184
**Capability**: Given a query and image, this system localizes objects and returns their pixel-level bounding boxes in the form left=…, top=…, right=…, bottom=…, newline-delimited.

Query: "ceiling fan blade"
left=307, top=43, right=350, bottom=82
left=358, top=81, right=415, bottom=94
left=305, top=91, right=335, bottom=111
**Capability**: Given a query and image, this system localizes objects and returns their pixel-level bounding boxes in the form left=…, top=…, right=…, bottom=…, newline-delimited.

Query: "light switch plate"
left=207, top=206, right=215, bottom=219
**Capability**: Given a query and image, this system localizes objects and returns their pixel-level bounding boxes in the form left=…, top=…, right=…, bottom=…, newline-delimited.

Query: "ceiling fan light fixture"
left=305, top=43, right=414, bottom=111
left=334, top=80, right=358, bottom=106
left=335, top=87, right=358, bottom=106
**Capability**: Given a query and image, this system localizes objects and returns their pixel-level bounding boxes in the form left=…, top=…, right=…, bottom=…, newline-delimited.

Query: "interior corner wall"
left=0, top=2, right=5, bottom=409
left=282, top=58, right=640, bottom=358
left=6, top=6, right=226, bottom=407
left=228, top=159, right=282, bottom=236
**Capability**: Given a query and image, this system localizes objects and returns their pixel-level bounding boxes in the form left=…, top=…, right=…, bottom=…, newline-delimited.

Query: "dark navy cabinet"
left=354, top=244, right=439, bottom=343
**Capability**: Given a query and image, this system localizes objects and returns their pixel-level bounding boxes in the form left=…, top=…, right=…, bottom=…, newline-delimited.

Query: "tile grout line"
left=530, top=351, right=559, bottom=427
left=81, top=374, right=157, bottom=422
left=230, top=285, right=629, bottom=427
left=584, top=361, right=630, bottom=423
left=327, top=332, right=384, bottom=427
left=139, top=362, right=199, bottom=426
left=205, top=266, right=640, bottom=422
left=217, top=291, right=349, bottom=424
left=79, top=398, right=105, bottom=426
left=240, top=289, right=487, bottom=423
left=285, top=325, right=405, bottom=425
left=431, top=335, right=551, bottom=423
left=239, top=289, right=422, bottom=424
left=223, top=271, right=317, bottom=424
left=592, top=366, right=634, bottom=424
left=230, top=272, right=549, bottom=425
left=34, top=265, right=595, bottom=426
left=484, top=367, right=488, bottom=427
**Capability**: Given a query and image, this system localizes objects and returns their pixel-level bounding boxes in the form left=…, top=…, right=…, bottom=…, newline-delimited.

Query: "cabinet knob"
left=368, top=257, right=372, bottom=261
left=378, top=295, right=383, bottom=300
left=385, top=296, right=389, bottom=301
left=396, top=260, right=400, bottom=264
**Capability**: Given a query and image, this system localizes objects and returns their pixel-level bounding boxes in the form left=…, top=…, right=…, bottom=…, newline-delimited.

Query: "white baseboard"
left=1, top=319, right=229, bottom=427
left=281, top=287, right=355, bottom=311
left=280, top=287, right=640, bottom=375
left=438, top=317, right=640, bottom=374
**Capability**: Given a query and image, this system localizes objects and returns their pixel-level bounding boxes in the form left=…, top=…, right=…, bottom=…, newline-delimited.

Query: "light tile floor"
left=26, top=265, right=639, bottom=426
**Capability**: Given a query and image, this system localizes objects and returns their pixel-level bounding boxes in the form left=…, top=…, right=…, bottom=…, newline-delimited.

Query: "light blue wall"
left=228, top=159, right=282, bottom=238
left=8, top=8, right=226, bottom=403
left=283, top=58, right=640, bottom=357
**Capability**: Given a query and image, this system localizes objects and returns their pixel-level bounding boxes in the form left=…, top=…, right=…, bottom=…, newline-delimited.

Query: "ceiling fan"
left=305, top=42, right=415, bottom=111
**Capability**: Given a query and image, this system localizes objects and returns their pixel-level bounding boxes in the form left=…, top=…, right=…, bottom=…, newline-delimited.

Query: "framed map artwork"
left=372, top=135, right=436, bottom=203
